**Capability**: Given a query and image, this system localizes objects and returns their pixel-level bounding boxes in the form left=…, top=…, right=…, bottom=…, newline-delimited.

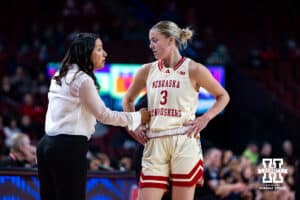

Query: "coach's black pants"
left=37, top=134, right=88, bottom=200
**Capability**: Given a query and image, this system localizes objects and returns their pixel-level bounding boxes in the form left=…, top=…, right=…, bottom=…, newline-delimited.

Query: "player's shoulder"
left=134, top=62, right=154, bottom=80
left=138, top=61, right=156, bottom=74
left=141, top=62, right=153, bottom=70
left=142, top=60, right=159, bottom=69
left=187, top=58, right=206, bottom=72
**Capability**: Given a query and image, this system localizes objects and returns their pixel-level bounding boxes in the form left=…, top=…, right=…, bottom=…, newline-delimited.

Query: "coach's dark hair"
left=54, top=32, right=100, bottom=89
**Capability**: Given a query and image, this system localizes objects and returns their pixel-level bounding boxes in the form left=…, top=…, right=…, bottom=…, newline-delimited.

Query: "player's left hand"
left=183, top=115, right=210, bottom=138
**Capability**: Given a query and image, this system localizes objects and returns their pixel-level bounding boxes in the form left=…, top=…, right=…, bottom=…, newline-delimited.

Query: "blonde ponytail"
left=179, top=28, right=193, bottom=49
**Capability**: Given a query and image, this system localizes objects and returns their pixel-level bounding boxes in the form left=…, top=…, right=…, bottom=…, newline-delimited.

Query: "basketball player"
left=37, top=33, right=150, bottom=200
left=123, top=21, right=230, bottom=200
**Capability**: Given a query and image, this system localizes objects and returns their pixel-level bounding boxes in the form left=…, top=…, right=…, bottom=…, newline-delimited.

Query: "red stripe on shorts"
left=139, top=182, right=168, bottom=189
left=171, top=169, right=203, bottom=187
left=140, top=172, right=169, bottom=181
left=171, top=159, right=203, bottom=179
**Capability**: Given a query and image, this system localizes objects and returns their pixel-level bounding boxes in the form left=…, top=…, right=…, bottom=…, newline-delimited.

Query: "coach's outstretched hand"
left=140, top=108, right=150, bottom=125
left=129, top=125, right=149, bottom=145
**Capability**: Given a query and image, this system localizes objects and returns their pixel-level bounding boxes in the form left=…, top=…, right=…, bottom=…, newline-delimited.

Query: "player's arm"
left=192, top=61, right=230, bottom=120
left=185, top=61, right=230, bottom=136
left=122, top=63, right=151, bottom=112
left=122, top=64, right=151, bottom=144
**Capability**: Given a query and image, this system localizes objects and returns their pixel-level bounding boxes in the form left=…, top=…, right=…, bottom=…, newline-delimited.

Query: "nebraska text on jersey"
left=152, top=80, right=180, bottom=88
left=150, top=108, right=182, bottom=117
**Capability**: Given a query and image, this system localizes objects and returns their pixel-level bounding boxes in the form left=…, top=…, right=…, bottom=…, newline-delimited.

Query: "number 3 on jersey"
left=160, top=90, right=168, bottom=105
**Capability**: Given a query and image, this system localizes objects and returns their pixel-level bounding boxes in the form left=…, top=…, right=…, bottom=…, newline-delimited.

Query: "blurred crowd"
left=195, top=140, right=297, bottom=200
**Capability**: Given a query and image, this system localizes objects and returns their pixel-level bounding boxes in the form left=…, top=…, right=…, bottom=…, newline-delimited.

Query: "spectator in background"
left=34, top=72, right=49, bottom=96
left=119, top=156, right=133, bottom=171
left=3, top=117, right=21, bottom=148
left=87, top=152, right=114, bottom=171
left=20, top=93, right=45, bottom=124
left=36, top=33, right=150, bottom=200
left=242, top=141, right=259, bottom=165
left=240, top=165, right=257, bottom=199
left=196, top=148, right=248, bottom=200
left=96, top=152, right=114, bottom=171
left=0, top=133, right=36, bottom=168
left=0, top=76, right=15, bottom=101
left=282, top=139, right=297, bottom=166
left=197, top=148, right=222, bottom=200
left=19, top=115, right=39, bottom=141
left=88, top=157, right=101, bottom=171
left=82, top=0, right=96, bottom=17
left=11, top=66, right=33, bottom=100
left=259, top=142, right=272, bottom=164
left=62, top=0, right=80, bottom=17
left=221, top=149, right=234, bottom=168
left=34, top=72, right=49, bottom=109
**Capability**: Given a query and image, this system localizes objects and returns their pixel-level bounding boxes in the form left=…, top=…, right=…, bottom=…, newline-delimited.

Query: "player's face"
left=149, top=29, right=172, bottom=60
left=91, top=38, right=107, bottom=70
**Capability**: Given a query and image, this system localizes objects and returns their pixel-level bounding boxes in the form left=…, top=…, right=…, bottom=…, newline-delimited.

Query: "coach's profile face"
left=91, top=38, right=107, bottom=70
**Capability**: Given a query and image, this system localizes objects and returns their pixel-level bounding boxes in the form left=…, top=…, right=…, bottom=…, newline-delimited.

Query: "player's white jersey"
left=146, top=57, right=198, bottom=134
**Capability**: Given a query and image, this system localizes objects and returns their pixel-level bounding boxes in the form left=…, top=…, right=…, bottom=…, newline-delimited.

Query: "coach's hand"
left=128, top=125, right=149, bottom=145
left=140, top=108, right=150, bottom=124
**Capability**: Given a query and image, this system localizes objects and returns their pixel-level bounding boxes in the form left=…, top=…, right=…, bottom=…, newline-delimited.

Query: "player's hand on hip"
left=183, top=115, right=210, bottom=138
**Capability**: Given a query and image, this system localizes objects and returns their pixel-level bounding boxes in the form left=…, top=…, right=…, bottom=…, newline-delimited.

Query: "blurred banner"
left=0, top=168, right=137, bottom=200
